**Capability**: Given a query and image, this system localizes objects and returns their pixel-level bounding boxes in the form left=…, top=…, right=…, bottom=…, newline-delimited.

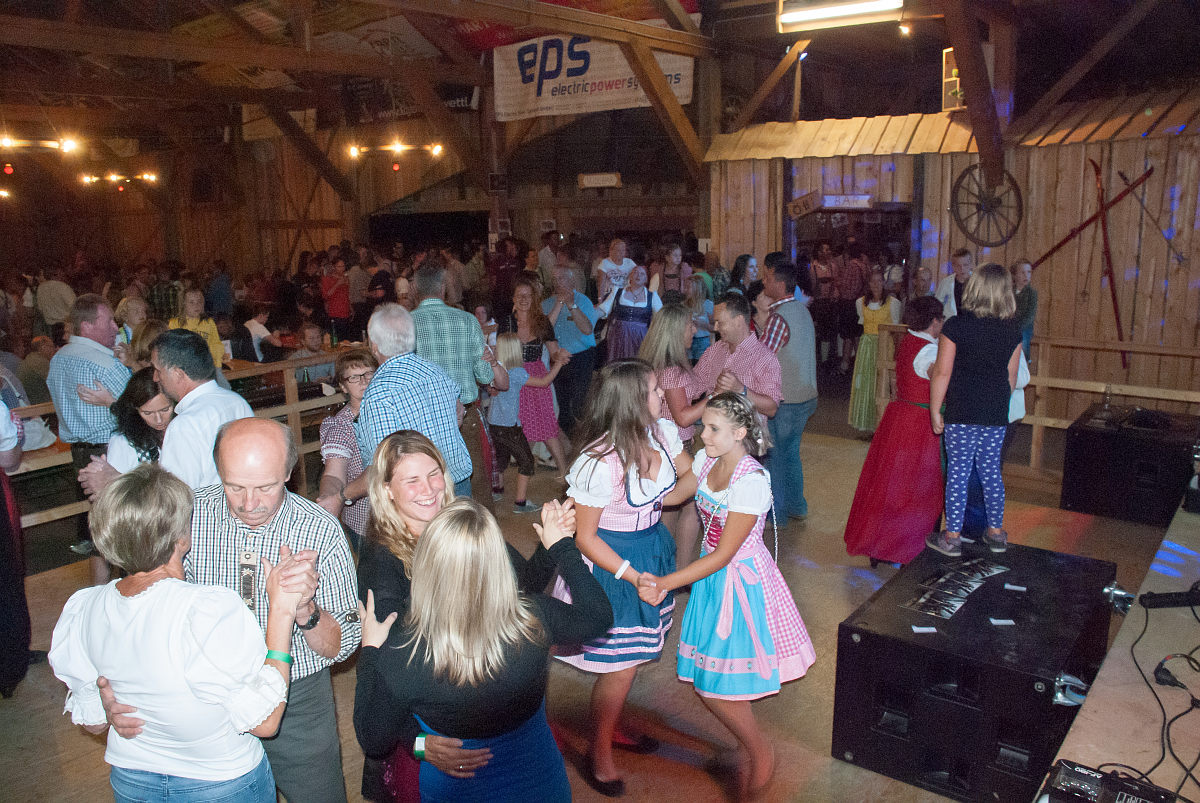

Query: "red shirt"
left=760, top=298, right=794, bottom=353
left=321, top=274, right=351, bottom=319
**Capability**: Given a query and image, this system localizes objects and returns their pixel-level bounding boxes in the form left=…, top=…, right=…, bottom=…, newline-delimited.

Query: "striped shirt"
left=184, top=486, right=361, bottom=680
left=47, top=336, right=132, bottom=444
left=410, top=298, right=493, bottom=404
left=355, top=352, right=470, bottom=484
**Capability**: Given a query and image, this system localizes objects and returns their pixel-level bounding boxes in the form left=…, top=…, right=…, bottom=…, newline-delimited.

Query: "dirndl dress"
left=677, top=452, right=815, bottom=699
left=555, top=422, right=681, bottom=673
left=516, top=338, right=560, bottom=442
left=605, top=289, right=654, bottom=362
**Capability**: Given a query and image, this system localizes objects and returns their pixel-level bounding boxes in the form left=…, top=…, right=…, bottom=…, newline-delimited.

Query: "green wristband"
left=265, top=649, right=293, bottom=665
left=414, top=733, right=428, bottom=760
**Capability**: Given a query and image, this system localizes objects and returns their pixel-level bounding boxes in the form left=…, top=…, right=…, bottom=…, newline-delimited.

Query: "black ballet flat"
left=584, top=758, right=626, bottom=797
left=613, top=734, right=659, bottom=754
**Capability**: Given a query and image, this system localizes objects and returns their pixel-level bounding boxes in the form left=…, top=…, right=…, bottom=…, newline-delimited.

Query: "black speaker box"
left=832, top=543, right=1115, bottom=803
left=1060, top=403, right=1199, bottom=527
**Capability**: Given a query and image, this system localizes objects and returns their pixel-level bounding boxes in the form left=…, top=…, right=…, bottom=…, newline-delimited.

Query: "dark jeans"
left=490, top=423, right=536, bottom=477
left=765, top=399, right=818, bottom=518
left=554, top=346, right=596, bottom=438
left=261, top=668, right=347, bottom=803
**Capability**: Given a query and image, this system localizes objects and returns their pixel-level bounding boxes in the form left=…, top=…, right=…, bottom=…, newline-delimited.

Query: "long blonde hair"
left=638, top=303, right=693, bottom=376
left=961, top=262, right=1017, bottom=319
left=494, top=332, right=524, bottom=370
left=366, top=430, right=455, bottom=574
left=403, top=499, right=544, bottom=686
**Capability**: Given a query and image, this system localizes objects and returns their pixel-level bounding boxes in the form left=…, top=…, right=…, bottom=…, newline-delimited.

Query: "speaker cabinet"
left=832, top=543, right=1115, bottom=803
left=1060, top=403, right=1199, bottom=527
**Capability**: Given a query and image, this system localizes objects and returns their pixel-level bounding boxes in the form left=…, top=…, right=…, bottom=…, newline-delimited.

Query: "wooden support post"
left=281, top=367, right=307, bottom=491
left=790, top=59, right=803, bottom=122
left=1007, top=0, right=1164, bottom=142
left=942, top=0, right=1004, bottom=188
left=730, top=40, right=809, bottom=131
left=618, top=39, right=705, bottom=184
left=1029, top=338, right=1049, bottom=471
left=264, top=104, right=356, bottom=202
left=648, top=0, right=700, bottom=33
left=990, top=19, right=1015, bottom=129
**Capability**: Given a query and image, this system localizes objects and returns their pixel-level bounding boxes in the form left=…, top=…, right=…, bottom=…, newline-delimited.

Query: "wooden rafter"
left=0, top=14, right=485, bottom=86
left=0, top=101, right=232, bottom=132
left=1006, top=0, right=1165, bottom=143
left=729, top=39, right=809, bottom=131
left=942, top=0, right=1004, bottom=187
left=390, top=70, right=489, bottom=191
left=403, top=13, right=478, bottom=70
left=618, top=39, right=704, bottom=183
left=356, top=0, right=713, bottom=58
left=648, top=0, right=700, bottom=34
left=263, top=105, right=356, bottom=202
left=0, top=68, right=316, bottom=108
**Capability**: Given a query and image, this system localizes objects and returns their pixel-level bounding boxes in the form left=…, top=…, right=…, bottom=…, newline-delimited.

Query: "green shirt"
left=410, top=298, right=494, bottom=404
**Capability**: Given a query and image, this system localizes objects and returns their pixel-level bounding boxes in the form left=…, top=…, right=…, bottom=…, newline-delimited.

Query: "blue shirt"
left=487, top=365, right=528, bottom=428
left=355, top=352, right=471, bottom=483
left=47, top=336, right=132, bottom=444
left=542, top=292, right=599, bottom=355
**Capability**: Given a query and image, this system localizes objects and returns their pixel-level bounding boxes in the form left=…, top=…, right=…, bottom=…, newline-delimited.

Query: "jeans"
left=764, top=398, right=818, bottom=518
left=454, top=477, right=472, bottom=498
left=553, top=346, right=596, bottom=437
left=110, top=754, right=275, bottom=802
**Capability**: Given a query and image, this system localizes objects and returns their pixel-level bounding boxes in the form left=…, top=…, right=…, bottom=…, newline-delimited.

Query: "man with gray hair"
left=410, top=258, right=500, bottom=510
left=99, top=417, right=361, bottom=802
left=350, top=303, right=472, bottom=496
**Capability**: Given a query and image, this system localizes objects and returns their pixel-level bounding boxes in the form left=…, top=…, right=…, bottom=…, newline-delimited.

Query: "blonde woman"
left=356, top=430, right=557, bottom=802
left=926, top=263, right=1022, bottom=557
left=356, top=498, right=611, bottom=802
left=169, top=289, right=224, bottom=368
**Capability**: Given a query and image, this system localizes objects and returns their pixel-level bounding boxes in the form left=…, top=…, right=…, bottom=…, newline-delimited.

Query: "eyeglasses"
left=341, top=371, right=374, bottom=385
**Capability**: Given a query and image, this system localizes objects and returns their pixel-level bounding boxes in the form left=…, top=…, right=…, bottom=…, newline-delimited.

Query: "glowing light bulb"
left=898, top=22, right=911, bottom=35
left=0, top=189, right=10, bottom=198
left=0, top=137, right=11, bottom=148
left=390, top=141, right=405, bottom=153
left=349, top=145, right=360, bottom=158
left=430, top=144, right=443, bottom=157
left=60, top=138, right=78, bottom=153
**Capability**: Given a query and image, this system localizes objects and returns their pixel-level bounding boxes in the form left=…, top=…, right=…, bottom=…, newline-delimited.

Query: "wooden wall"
left=709, top=136, right=1200, bottom=419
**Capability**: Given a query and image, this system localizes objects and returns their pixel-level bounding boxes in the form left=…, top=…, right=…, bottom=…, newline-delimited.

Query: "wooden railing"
left=11, top=352, right=350, bottom=530
left=875, top=325, right=1200, bottom=473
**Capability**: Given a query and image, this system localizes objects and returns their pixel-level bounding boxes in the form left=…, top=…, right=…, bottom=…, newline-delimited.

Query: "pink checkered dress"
left=676, top=453, right=815, bottom=697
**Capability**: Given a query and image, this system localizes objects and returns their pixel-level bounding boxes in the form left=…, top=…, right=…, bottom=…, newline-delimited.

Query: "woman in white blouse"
left=49, top=464, right=303, bottom=802
left=105, top=367, right=174, bottom=473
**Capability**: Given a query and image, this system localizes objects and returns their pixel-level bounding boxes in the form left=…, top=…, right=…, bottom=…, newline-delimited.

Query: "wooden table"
left=1050, top=506, right=1200, bottom=796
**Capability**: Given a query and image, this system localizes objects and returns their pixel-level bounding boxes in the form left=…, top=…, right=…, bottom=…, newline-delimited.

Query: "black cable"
left=1096, top=762, right=1154, bottom=782
left=1166, top=705, right=1200, bottom=795
left=1175, top=746, right=1200, bottom=798
left=1131, top=605, right=1170, bottom=779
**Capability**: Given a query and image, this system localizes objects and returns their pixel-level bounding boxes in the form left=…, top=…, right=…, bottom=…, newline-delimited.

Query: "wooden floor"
left=3, top=433, right=1166, bottom=802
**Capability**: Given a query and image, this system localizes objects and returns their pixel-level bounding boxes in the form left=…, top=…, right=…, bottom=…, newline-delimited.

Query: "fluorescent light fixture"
left=778, top=0, right=904, bottom=32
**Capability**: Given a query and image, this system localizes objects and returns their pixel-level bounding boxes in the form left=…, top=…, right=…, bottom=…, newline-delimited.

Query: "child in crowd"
left=926, top=264, right=1023, bottom=557
left=490, top=333, right=567, bottom=513
left=644, top=392, right=814, bottom=800
left=474, top=303, right=498, bottom=348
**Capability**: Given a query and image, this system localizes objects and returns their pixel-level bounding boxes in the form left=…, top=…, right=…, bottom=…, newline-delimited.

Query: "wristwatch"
left=338, top=488, right=353, bottom=507
left=741, top=384, right=749, bottom=397
left=297, top=603, right=321, bottom=631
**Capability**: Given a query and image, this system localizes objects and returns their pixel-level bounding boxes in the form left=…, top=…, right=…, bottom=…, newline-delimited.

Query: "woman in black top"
left=356, top=498, right=612, bottom=803
left=926, top=263, right=1022, bottom=557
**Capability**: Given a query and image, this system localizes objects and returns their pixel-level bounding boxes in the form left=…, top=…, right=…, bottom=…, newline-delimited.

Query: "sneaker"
left=925, top=531, right=962, bottom=557
left=492, top=490, right=505, bottom=502
left=69, top=540, right=96, bottom=556
left=958, top=533, right=977, bottom=544
left=513, top=501, right=539, bottom=514
left=983, top=529, right=1008, bottom=553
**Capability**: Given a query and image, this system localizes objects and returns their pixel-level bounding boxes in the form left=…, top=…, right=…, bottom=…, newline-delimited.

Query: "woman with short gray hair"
left=49, top=464, right=305, bottom=802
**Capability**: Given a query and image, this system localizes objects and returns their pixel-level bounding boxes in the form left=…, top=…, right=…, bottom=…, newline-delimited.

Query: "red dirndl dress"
left=843, top=333, right=944, bottom=564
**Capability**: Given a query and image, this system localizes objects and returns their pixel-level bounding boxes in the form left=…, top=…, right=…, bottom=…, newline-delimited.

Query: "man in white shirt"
left=593, top=237, right=637, bottom=298
left=244, top=306, right=283, bottom=362
left=934, top=248, right=973, bottom=319
left=80, top=329, right=253, bottom=495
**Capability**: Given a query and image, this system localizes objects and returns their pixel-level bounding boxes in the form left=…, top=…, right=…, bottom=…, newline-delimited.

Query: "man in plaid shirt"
left=409, top=259, right=498, bottom=510
left=47, top=294, right=131, bottom=582
left=692, top=292, right=782, bottom=418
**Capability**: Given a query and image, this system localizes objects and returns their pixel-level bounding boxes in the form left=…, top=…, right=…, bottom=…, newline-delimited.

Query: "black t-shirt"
left=942, top=311, right=1021, bottom=426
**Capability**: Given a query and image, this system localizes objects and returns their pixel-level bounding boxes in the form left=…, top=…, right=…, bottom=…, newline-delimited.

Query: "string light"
left=0, top=190, right=10, bottom=199
left=429, top=144, right=444, bottom=157
left=60, top=138, right=78, bottom=153
left=346, top=142, right=445, bottom=160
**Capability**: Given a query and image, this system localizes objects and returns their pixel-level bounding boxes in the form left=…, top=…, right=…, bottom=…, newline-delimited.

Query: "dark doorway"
left=369, top=211, right=489, bottom=251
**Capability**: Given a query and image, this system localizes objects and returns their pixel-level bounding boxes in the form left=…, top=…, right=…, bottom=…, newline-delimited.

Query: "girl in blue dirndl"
left=646, top=392, right=815, bottom=798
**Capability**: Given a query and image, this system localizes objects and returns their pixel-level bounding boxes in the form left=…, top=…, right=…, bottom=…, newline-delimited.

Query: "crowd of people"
left=0, top=228, right=1036, bottom=801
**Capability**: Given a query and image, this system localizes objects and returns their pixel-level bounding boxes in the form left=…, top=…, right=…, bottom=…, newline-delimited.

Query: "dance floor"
left=4, top=433, right=1166, bottom=802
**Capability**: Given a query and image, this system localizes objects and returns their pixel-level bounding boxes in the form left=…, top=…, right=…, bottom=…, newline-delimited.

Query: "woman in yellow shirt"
left=169, top=288, right=224, bottom=368
left=849, top=270, right=902, bottom=432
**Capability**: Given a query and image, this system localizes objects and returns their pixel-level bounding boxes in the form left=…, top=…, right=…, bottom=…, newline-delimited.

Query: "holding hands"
left=263, top=544, right=314, bottom=619
left=533, top=498, right=576, bottom=549
left=714, top=370, right=741, bottom=394
left=637, top=572, right=668, bottom=606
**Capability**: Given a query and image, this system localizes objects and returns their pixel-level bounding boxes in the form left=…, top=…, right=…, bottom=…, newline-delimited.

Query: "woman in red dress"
left=843, top=296, right=945, bottom=565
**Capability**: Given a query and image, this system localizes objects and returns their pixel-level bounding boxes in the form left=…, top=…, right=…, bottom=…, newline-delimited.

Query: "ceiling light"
left=0, top=137, right=11, bottom=148
left=349, top=145, right=360, bottom=158
left=898, top=22, right=911, bottom=35
left=390, top=141, right=406, bottom=153
left=430, top=144, right=443, bottom=157
left=60, top=138, right=78, bottom=153
left=778, top=0, right=904, bottom=32
left=0, top=190, right=10, bottom=198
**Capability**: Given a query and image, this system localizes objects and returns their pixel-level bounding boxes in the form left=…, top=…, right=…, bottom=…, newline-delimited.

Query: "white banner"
left=494, top=30, right=693, bottom=122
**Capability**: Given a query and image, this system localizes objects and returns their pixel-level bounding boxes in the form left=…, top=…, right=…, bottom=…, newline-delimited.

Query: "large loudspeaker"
left=1060, top=403, right=1199, bottom=527
left=832, top=543, right=1115, bottom=803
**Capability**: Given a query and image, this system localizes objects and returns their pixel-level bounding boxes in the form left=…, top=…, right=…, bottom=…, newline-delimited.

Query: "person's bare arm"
left=929, top=335, right=956, bottom=435
left=315, top=456, right=350, bottom=518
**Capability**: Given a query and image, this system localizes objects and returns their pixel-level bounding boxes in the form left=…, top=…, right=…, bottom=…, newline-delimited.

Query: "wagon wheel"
left=950, top=163, right=1023, bottom=247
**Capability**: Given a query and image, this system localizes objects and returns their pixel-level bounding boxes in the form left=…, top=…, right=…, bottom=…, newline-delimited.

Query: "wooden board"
left=874, top=113, right=923, bottom=155
left=907, top=113, right=951, bottom=154
left=848, top=115, right=891, bottom=156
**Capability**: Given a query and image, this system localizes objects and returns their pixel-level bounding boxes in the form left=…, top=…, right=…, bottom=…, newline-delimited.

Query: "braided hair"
left=705, top=391, right=768, bottom=456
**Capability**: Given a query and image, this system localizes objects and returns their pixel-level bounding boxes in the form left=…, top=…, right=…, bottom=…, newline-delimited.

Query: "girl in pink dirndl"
left=645, top=392, right=815, bottom=797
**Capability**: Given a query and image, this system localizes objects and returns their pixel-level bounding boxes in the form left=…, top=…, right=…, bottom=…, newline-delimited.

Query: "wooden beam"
left=1006, top=0, right=1164, bottom=142
left=502, top=117, right=538, bottom=160
left=390, top=70, right=489, bottom=191
left=0, top=101, right=231, bottom=132
left=790, top=59, right=802, bottom=122
left=648, top=0, right=700, bottom=34
left=990, top=18, right=1015, bottom=129
left=0, top=14, right=485, bottom=86
left=618, top=39, right=704, bottom=183
left=942, top=0, right=1004, bottom=187
left=0, top=68, right=317, bottom=108
left=729, top=40, right=808, bottom=131
left=263, top=105, right=355, bottom=202
left=357, top=0, right=713, bottom=58
left=403, top=14, right=478, bottom=69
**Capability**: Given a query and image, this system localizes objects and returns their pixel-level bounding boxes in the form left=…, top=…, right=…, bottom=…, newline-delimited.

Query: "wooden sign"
left=787, top=191, right=874, bottom=218
left=823, top=193, right=873, bottom=210
left=578, top=172, right=623, bottom=189
left=787, top=190, right=821, bottom=219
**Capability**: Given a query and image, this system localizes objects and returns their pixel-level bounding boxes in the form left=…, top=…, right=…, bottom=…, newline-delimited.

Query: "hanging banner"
left=341, top=78, right=479, bottom=124
left=493, top=28, right=694, bottom=121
